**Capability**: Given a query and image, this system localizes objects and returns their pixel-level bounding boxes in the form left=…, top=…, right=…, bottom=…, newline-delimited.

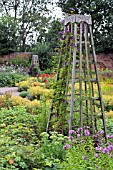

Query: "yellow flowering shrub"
left=105, top=110, right=113, bottom=119
left=28, top=86, right=53, bottom=100
left=31, top=82, right=45, bottom=87
left=0, top=96, right=6, bottom=108
left=17, top=80, right=29, bottom=91
left=17, top=77, right=45, bottom=91
left=11, top=96, right=31, bottom=107
left=42, top=89, right=53, bottom=99
left=27, top=99, right=40, bottom=109
left=10, top=96, right=40, bottom=110
left=28, top=86, right=44, bottom=97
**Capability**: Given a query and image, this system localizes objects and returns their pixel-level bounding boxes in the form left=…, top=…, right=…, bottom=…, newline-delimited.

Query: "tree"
left=44, top=19, right=62, bottom=51
left=0, top=0, right=52, bottom=52
left=57, top=0, right=113, bottom=53
left=0, top=16, right=18, bottom=55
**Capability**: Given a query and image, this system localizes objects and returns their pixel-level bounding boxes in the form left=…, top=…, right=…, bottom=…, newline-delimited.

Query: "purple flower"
left=59, top=31, right=63, bottom=35
left=110, top=134, right=113, bottom=138
left=107, top=135, right=110, bottom=139
left=107, top=145, right=113, bottom=152
left=69, top=130, right=75, bottom=134
left=69, top=35, right=74, bottom=40
left=80, top=140, right=85, bottom=143
left=84, top=126, right=89, bottom=129
left=84, top=129, right=90, bottom=136
left=69, top=8, right=75, bottom=11
left=94, top=153, right=99, bottom=157
left=109, top=154, right=112, bottom=158
left=69, top=136, right=74, bottom=142
left=102, top=148, right=107, bottom=154
left=74, top=44, right=77, bottom=47
left=98, top=130, right=103, bottom=135
left=61, top=36, right=66, bottom=40
left=82, top=155, right=86, bottom=160
left=77, top=134, right=81, bottom=138
left=63, top=143, right=70, bottom=150
left=65, top=30, right=70, bottom=34
left=77, top=127, right=83, bottom=132
left=95, top=146, right=102, bottom=151
left=61, top=19, right=65, bottom=24
left=107, top=134, right=113, bottom=139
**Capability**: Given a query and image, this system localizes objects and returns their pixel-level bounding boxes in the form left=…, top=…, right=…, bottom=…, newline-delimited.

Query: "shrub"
left=0, top=107, right=38, bottom=170
left=9, top=54, right=31, bottom=68
left=0, top=96, right=6, bottom=108
left=28, top=64, right=40, bottom=77
left=0, top=73, right=28, bottom=87
left=19, top=91, right=28, bottom=98
left=17, top=77, right=38, bottom=91
left=0, top=106, right=40, bottom=169
left=59, top=128, right=113, bottom=170
left=28, top=86, right=53, bottom=100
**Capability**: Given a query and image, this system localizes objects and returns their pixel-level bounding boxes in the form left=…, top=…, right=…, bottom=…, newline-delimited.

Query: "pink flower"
left=69, top=130, right=75, bottom=134
left=84, top=129, right=90, bottom=136
left=98, top=130, right=103, bottom=135
left=77, top=134, right=81, bottom=138
left=109, top=154, right=112, bottom=158
left=95, top=146, right=102, bottom=151
left=61, top=19, right=65, bottom=24
left=94, top=153, right=99, bottom=157
left=63, top=143, right=70, bottom=150
left=77, top=127, right=82, bottom=132
left=102, top=148, right=107, bottom=154
left=69, top=136, right=74, bottom=142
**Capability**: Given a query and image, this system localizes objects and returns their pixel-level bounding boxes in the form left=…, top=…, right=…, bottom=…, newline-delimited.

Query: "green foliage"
left=28, top=64, right=40, bottom=76
left=0, top=106, right=113, bottom=169
left=57, top=0, right=113, bottom=53
left=10, top=55, right=31, bottom=67
left=48, top=29, right=74, bottom=133
left=45, top=19, right=62, bottom=51
left=0, top=0, right=52, bottom=52
left=19, top=91, right=28, bottom=98
left=0, top=73, right=28, bottom=87
left=0, top=106, right=64, bottom=169
left=60, top=145, right=113, bottom=170
left=31, top=43, right=51, bottom=71
left=0, top=106, right=39, bottom=169
left=0, top=16, right=18, bottom=55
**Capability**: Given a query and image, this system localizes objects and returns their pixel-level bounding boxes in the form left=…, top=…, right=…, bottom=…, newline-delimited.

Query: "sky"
left=0, top=0, right=63, bottom=19
left=52, top=6, right=63, bottom=19
left=49, top=0, right=63, bottom=19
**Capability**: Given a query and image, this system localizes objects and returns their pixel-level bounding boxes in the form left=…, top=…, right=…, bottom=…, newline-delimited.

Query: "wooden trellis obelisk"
left=46, top=14, right=107, bottom=140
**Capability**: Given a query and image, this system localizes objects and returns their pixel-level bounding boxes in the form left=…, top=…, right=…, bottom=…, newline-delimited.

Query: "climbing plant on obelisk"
left=46, top=14, right=107, bottom=141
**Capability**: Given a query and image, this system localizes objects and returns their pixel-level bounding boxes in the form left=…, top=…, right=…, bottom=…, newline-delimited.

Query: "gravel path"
left=0, top=87, right=20, bottom=96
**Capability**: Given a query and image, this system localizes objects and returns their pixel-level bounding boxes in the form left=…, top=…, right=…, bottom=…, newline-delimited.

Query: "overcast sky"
left=49, top=0, right=63, bottom=19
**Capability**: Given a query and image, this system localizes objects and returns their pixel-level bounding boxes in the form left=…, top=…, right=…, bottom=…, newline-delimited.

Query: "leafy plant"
left=0, top=73, right=28, bottom=87
left=10, top=55, right=31, bottom=67
left=0, top=106, right=39, bottom=169
left=19, top=91, right=28, bottom=98
left=28, top=64, right=40, bottom=77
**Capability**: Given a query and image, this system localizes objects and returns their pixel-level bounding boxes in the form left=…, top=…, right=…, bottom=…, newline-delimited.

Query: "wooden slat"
left=84, top=23, right=95, bottom=134
left=89, top=25, right=107, bottom=141
left=69, top=23, right=78, bottom=134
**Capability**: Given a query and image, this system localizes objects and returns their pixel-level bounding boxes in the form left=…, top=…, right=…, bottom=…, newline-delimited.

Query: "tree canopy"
left=0, top=16, right=18, bottom=55
left=0, top=0, right=52, bottom=52
left=57, top=0, right=113, bottom=53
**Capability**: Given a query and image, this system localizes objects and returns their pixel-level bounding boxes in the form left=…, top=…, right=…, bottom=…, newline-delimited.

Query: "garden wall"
left=0, top=52, right=32, bottom=64
left=96, top=53, right=113, bottom=70
left=0, top=52, right=113, bottom=70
